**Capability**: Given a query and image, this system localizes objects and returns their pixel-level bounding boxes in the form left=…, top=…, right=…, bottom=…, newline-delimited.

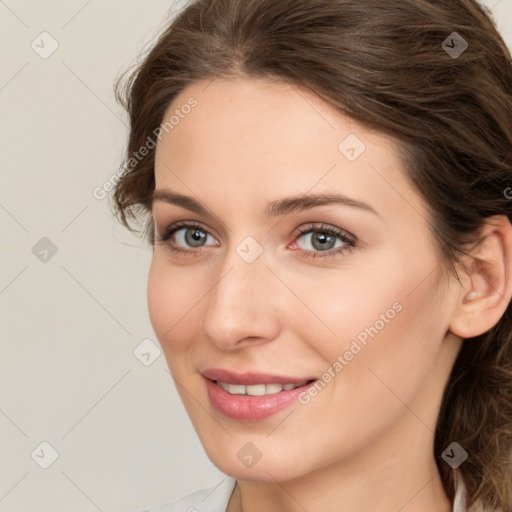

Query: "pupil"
left=313, top=232, right=334, bottom=251
left=187, top=229, right=206, bottom=247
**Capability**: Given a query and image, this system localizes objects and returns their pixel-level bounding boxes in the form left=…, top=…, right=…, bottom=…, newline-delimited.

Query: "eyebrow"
left=151, top=189, right=380, bottom=219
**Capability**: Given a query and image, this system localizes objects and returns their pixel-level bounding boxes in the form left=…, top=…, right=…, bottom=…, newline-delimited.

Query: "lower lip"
left=204, top=377, right=316, bottom=421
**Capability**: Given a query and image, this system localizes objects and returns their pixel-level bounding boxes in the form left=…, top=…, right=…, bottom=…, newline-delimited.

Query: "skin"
left=147, top=77, right=512, bottom=512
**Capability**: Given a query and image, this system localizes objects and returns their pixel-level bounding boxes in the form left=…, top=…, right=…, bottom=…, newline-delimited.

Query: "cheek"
left=147, top=258, right=169, bottom=341
left=301, top=250, right=443, bottom=392
left=287, top=264, right=444, bottom=463
left=282, top=261, right=404, bottom=362
left=147, top=256, right=204, bottom=354
left=333, top=268, right=442, bottom=410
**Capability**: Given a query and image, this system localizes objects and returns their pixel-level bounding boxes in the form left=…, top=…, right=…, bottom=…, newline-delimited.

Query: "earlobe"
left=449, top=215, right=512, bottom=339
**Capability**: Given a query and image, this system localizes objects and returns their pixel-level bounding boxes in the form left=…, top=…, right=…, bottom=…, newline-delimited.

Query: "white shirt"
left=141, top=470, right=469, bottom=512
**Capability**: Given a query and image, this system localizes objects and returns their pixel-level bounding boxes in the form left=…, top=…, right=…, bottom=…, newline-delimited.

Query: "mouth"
left=214, top=379, right=315, bottom=396
left=201, top=368, right=317, bottom=386
left=201, top=368, right=318, bottom=421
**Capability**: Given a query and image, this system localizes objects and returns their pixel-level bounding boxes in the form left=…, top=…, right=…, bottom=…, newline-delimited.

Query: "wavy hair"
left=112, top=1, right=512, bottom=509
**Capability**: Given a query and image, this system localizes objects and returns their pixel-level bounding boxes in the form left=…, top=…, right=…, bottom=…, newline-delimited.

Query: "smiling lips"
left=201, top=368, right=317, bottom=421
left=217, top=380, right=309, bottom=395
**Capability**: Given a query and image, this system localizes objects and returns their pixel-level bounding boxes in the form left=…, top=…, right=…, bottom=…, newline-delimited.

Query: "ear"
left=449, top=215, right=512, bottom=339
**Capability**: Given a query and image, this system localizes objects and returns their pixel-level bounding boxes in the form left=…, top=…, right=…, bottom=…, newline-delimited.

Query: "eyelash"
left=155, top=221, right=356, bottom=260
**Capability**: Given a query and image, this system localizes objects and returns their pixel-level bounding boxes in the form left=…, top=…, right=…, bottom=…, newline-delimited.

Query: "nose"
left=201, top=243, right=282, bottom=350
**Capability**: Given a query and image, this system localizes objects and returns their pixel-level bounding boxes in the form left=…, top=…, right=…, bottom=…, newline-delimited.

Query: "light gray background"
left=0, top=1, right=511, bottom=511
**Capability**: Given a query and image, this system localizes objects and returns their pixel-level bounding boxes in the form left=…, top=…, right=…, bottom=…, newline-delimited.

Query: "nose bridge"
left=201, top=235, right=279, bottom=347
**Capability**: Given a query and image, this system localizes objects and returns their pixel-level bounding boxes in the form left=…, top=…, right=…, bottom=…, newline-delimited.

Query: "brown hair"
left=112, top=0, right=512, bottom=509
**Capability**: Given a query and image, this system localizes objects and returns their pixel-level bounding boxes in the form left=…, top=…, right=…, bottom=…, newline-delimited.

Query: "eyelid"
left=291, top=222, right=356, bottom=245
left=155, top=220, right=219, bottom=246
left=155, top=220, right=356, bottom=258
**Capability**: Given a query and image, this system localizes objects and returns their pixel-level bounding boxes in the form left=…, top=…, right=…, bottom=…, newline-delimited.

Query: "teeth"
left=246, top=384, right=266, bottom=396
left=217, top=380, right=309, bottom=395
left=265, top=383, right=283, bottom=394
left=227, top=383, right=245, bottom=395
left=217, top=381, right=229, bottom=392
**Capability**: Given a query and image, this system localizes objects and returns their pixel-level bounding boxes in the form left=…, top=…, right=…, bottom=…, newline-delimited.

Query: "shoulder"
left=139, top=477, right=237, bottom=512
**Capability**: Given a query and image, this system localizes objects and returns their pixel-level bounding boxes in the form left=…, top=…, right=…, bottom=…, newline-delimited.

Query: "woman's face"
left=148, top=77, right=463, bottom=481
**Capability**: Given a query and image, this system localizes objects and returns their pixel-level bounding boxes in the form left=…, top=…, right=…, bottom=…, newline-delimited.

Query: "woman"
left=112, top=0, right=512, bottom=510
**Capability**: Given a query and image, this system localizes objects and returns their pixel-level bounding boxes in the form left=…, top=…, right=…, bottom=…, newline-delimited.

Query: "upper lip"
left=201, top=368, right=316, bottom=385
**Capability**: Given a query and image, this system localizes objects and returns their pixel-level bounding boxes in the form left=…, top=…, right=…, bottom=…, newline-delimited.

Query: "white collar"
left=453, top=470, right=467, bottom=512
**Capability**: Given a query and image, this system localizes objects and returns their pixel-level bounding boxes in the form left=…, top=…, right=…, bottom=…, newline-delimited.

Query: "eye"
left=155, top=220, right=356, bottom=259
left=155, top=221, right=217, bottom=257
left=290, top=223, right=355, bottom=259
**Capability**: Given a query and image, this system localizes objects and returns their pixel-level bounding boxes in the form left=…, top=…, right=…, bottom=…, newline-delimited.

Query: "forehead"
left=157, top=77, right=362, bottom=162
left=153, top=77, right=427, bottom=225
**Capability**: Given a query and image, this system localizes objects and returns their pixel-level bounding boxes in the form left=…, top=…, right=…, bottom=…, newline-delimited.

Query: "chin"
left=203, top=442, right=313, bottom=483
